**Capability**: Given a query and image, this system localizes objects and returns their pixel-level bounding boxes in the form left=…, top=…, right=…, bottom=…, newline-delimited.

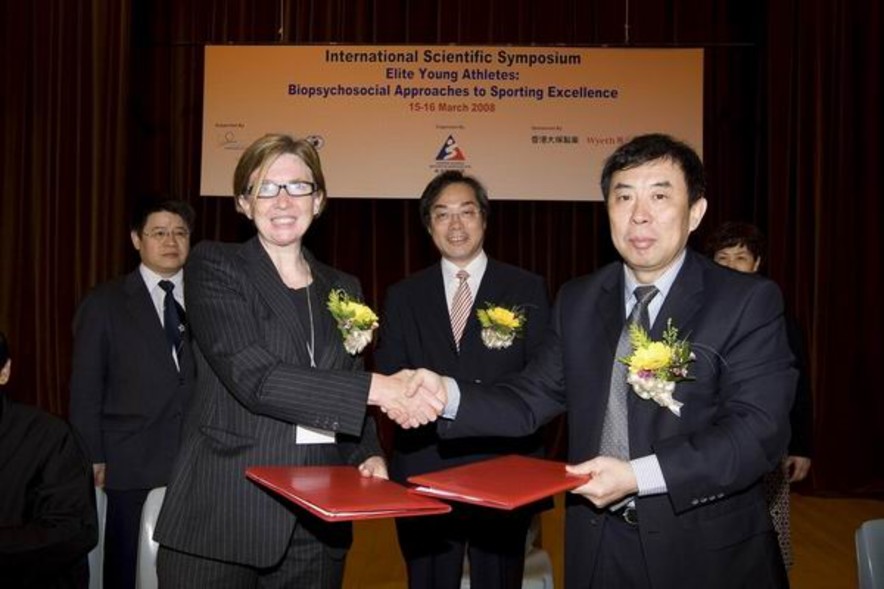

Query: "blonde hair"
left=233, top=134, right=327, bottom=215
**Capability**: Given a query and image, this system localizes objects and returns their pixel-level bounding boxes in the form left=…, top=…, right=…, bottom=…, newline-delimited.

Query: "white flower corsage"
left=619, top=318, right=695, bottom=416
left=327, top=289, right=379, bottom=355
left=476, top=303, right=526, bottom=350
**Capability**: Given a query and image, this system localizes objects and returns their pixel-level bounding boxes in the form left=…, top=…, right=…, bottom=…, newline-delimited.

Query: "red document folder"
left=246, top=465, right=452, bottom=522
left=407, top=455, right=590, bottom=510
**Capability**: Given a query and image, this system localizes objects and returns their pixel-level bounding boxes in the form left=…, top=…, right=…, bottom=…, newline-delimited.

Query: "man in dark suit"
left=413, top=134, right=795, bottom=588
left=69, top=199, right=196, bottom=588
left=375, top=170, right=550, bottom=589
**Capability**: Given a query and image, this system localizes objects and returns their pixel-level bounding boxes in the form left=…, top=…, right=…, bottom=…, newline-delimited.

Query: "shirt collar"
left=139, top=264, right=184, bottom=296
left=622, top=249, right=686, bottom=305
left=440, top=251, right=488, bottom=282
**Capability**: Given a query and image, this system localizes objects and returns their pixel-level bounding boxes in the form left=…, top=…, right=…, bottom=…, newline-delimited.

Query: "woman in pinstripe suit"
left=155, top=135, right=442, bottom=588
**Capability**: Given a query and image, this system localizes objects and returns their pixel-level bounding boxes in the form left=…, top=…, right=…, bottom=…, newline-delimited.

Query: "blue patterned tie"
left=158, top=280, right=185, bottom=361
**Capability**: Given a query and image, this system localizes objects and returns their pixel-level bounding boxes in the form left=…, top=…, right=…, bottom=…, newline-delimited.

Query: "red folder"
left=407, top=455, right=590, bottom=510
left=246, top=465, right=452, bottom=522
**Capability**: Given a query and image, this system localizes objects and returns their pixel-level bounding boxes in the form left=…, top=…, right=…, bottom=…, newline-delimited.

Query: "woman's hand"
left=358, top=455, right=389, bottom=479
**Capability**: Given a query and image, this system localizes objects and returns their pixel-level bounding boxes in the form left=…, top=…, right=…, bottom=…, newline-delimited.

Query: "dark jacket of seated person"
left=0, top=333, right=98, bottom=588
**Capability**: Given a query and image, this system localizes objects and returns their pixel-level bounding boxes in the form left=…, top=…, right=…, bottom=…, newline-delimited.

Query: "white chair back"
left=135, top=487, right=167, bottom=589
left=857, top=518, right=884, bottom=589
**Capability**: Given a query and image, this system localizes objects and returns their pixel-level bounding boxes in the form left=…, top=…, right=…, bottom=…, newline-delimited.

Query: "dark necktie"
left=158, top=280, right=185, bottom=359
left=598, top=285, right=659, bottom=459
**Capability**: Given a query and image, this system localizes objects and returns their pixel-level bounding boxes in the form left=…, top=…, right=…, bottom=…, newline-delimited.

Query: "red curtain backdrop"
left=1, top=0, right=880, bottom=495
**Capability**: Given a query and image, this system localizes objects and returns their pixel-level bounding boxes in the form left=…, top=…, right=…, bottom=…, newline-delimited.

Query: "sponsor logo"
left=435, top=135, right=465, bottom=161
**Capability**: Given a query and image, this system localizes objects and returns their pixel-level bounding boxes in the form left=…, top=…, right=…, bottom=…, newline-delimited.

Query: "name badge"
left=295, top=425, right=336, bottom=445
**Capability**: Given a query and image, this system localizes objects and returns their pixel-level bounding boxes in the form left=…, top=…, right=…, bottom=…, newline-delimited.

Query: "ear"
left=0, top=359, right=10, bottom=385
left=688, top=197, right=707, bottom=232
left=312, top=193, right=324, bottom=215
left=130, top=230, right=142, bottom=251
left=236, top=194, right=253, bottom=219
left=753, top=256, right=762, bottom=273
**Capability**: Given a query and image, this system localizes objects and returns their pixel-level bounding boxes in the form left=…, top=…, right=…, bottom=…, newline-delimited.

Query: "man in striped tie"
left=376, top=171, right=550, bottom=589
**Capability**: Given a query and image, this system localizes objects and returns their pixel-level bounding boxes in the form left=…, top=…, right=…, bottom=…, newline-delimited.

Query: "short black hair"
left=130, top=199, right=196, bottom=235
left=0, top=331, right=9, bottom=366
left=705, top=221, right=766, bottom=261
left=418, top=171, right=490, bottom=229
left=600, top=133, right=706, bottom=205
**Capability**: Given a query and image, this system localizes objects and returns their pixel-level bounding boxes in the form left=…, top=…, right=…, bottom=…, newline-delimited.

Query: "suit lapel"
left=239, top=238, right=312, bottom=366
left=599, top=268, right=626, bottom=357
left=306, top=253, right=351, bottom=370
left=123, top=271, right=178, bottom=373
left=462, top=260, right=501, bottom=351
left=427, top=263, right=460, bottom=356
left=653, top=251, right=705, bottom=340
left=628, top=252, right=705, bottom=448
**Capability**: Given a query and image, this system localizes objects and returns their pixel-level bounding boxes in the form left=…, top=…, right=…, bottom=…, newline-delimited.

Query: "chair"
left=135, top=487, right=167, bottom=589
left=87, top=487, right=107, bottom=589
left=857, top=519, right=884, bottom=589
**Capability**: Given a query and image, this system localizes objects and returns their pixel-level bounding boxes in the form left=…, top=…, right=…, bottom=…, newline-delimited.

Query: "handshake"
left=368, top=369, right=447, bottom=429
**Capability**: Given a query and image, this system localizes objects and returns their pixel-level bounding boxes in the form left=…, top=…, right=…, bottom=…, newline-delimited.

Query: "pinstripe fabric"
left=155, top=238, right=381, bottom=575
left=157, top=522, right=344, bottom=588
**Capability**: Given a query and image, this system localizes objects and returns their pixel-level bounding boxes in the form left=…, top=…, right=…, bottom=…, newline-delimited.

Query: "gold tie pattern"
left=449, top=270, right=472, bottom=350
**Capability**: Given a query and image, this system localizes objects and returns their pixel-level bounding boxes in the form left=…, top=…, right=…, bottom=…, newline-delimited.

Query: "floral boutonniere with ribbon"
left=476, top=303, right=526, bottom=350
left=327, top=289, right=379, bottom=355
left=619, top=318, right=695, bottom=416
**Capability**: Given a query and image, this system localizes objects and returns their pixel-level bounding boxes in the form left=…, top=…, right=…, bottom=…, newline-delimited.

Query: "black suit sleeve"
left=374, top=282, right=409, bottom=375
left=68, top=289, right=111, bottom=463
left=438, top=297, right=568, bottom=439
left=655, top=280, right=797, bottom=513
left=0, top=411, right=97, bottom=581
left=186, top=244, right=371, bottom=437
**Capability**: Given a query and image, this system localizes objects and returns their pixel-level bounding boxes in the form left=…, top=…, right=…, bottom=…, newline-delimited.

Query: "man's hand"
left=784, top=455, right=811, bottom=483
left=368, top=371, right=445, bottom=428
left=92, top=463, right=106, bottom=488
left=405, top=368, right=447, bottom=403
left=566, top=456, right=637, bottom=508
left=357, top=455, right=389, bottom=479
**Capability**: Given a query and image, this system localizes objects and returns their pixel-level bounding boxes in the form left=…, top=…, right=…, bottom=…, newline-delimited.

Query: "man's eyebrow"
left=432, top=201, right=478, bottom=209
left=612, top=180, right=673, bottom=190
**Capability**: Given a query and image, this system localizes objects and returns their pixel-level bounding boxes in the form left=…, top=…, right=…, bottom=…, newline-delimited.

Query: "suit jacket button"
left=691, top=499, right=699, bottom=506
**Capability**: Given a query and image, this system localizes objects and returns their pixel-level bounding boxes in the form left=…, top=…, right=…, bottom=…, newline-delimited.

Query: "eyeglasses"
left=249, top=181, right=318, bottom=199
left=144, top=228, right=190, bottom=241
left=431, top=206, right=481, bottom=225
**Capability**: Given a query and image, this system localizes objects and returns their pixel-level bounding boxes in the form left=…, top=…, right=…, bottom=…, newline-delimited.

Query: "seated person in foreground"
left=0, top=330, right=98, bottom=588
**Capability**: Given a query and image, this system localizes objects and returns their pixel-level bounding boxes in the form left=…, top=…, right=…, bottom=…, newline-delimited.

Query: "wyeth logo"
left=435, top=135, right=466, bottom=161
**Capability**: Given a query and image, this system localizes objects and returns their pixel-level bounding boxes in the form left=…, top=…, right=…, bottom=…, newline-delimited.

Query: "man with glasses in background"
left=375, top=171, right=550, bottom=588
left=70, top=199, right=196, bottom=588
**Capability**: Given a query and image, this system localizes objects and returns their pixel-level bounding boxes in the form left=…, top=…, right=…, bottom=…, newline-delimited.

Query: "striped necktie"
left=449, top=270, right=472, bottom=350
